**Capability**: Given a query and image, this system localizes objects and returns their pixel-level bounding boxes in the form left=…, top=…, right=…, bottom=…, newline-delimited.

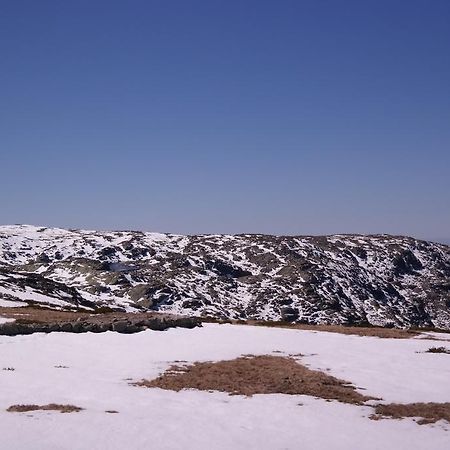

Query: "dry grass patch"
left=425, top=346, right=450, bottom=354
left=203, top=318, right=422, bottom=339
left=371, top=402, right=450, bottom=425
left=7, top=403, right=83, bottom=413
left=0, top=306, right=175, bottom=325
left=246, top=321, right=420, bottom=339
left=135, top=355, right=376, bottom=405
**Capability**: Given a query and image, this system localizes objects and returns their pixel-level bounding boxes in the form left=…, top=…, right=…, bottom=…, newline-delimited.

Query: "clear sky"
left=1, top=0, right=449, bottom=240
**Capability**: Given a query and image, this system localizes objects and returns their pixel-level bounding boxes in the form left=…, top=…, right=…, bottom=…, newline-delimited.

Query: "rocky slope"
left=0, top=225, right=449, bottom=329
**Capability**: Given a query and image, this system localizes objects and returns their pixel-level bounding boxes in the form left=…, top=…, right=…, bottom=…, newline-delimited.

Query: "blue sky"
left=1, top=0, right=449, bottom=240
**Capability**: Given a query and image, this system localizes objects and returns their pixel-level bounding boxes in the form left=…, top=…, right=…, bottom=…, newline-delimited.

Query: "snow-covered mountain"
left=0, top=225, right=449, bottom=329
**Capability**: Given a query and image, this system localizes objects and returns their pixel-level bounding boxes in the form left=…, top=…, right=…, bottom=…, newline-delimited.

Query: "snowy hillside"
left=1, top=225, right=450, bottom=329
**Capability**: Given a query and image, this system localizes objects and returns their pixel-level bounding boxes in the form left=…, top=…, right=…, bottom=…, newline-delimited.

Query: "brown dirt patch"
left=135, top=355, right=376, bottom=405
left=203, top=317, right=422, bottom=338
left=7, top=403, right=83, bottom=413
left=244, top=321, right=420, bottom=339
left=371, top=402, right=450, bottom=425
left=0, top=306, right=176, bottom=325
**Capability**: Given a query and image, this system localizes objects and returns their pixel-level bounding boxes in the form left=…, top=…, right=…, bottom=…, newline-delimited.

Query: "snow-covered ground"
left=0, top=298, right=24, bottom=308
left=0, top=323, right=449, bottom=449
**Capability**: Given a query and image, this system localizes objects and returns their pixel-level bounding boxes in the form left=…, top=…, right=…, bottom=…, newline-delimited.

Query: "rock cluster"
left=0, top=315, right=201, bottom=336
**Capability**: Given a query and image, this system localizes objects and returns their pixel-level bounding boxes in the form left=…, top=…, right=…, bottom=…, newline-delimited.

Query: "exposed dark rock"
left=111, top=319, right=129, bottom=333
left=280, top=307, right=299, bottom=321
left=99, top=247, right=117, bottom=259
left=182, top=299, right=203, bottom=310
left=205, top=260, right=252, bottom=278
left=393, top=250, right=424, bottom=276
left=0, top=314, right=201, bottom=336
left=37, top=253, right=51, bottom=264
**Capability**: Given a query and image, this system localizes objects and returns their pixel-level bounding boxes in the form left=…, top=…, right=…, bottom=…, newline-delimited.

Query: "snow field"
left=0, top=323, right=449, bottom=449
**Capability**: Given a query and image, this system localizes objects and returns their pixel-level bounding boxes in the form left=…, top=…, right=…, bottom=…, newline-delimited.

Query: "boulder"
left=111, top=320, right=129, bottom=333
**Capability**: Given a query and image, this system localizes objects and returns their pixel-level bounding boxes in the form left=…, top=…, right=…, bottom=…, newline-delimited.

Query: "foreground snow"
left=0, top=323, right=449, bottom=449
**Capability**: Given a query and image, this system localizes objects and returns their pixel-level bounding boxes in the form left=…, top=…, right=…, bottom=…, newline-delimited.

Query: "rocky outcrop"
left=0, top=314, right=201, bottom=336
left=0, top=225, right=449, bottom=329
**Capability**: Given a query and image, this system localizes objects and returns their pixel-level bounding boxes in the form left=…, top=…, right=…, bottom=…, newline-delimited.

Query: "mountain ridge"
left=8, top=223, right=449, bottom=243
left=0, top=225, right=449, bottom=329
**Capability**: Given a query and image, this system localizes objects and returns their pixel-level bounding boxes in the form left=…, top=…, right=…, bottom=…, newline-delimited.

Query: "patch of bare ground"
left=135, top=355, right=376, bottom=405
left=425, top=346, right=450, bottom=354
left=7, top=404, right=83, bottom=413
left=203, top=318, right=421, bottom=339
left=246, top=321, right=421, bottom=339
left=0, top=306, right=176, bottom=324
left=370, top=403, right=450, bottom=425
